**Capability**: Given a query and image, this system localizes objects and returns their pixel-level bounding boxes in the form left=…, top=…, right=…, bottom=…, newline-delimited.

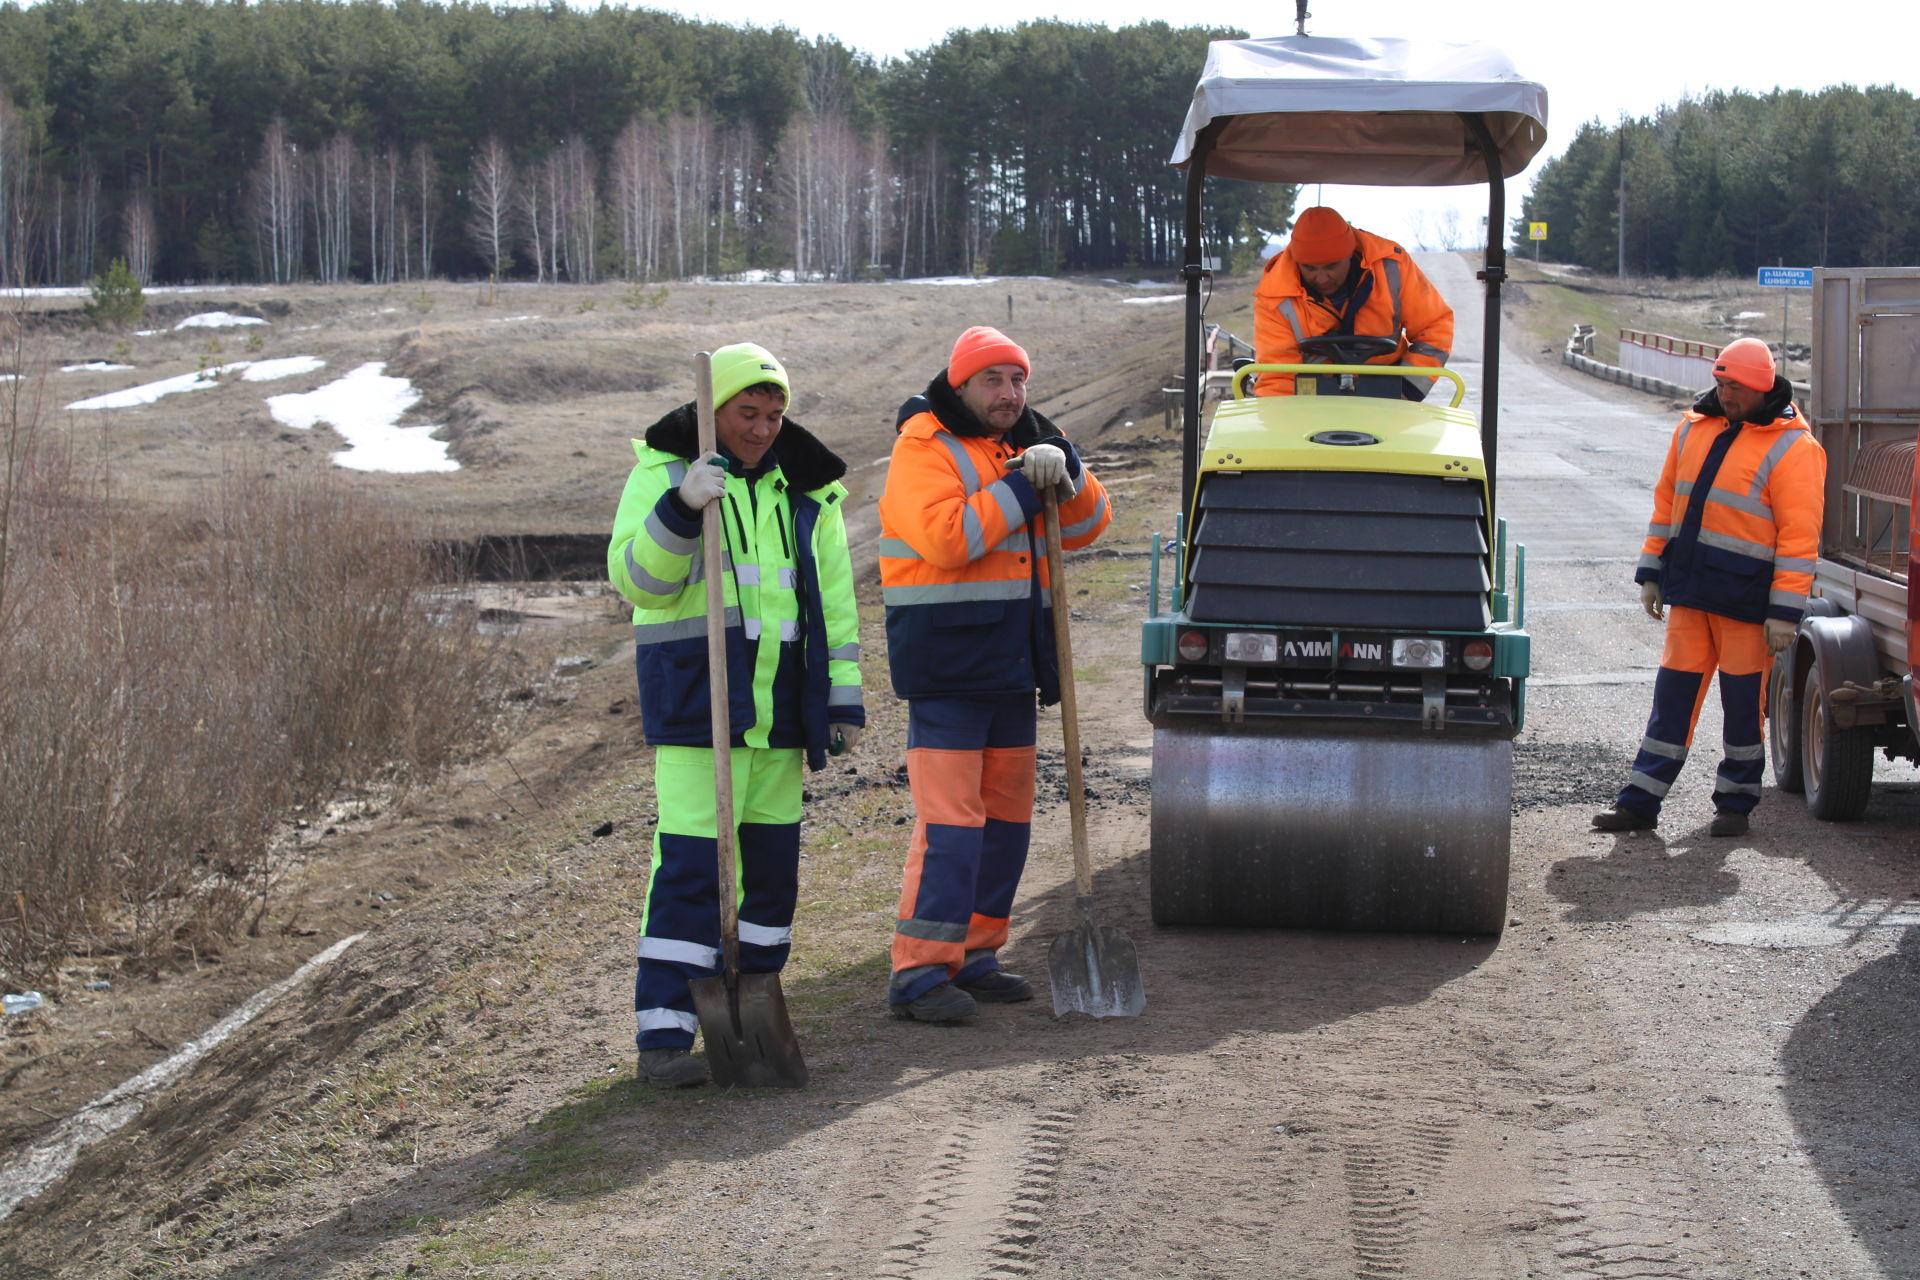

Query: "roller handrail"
left=1230, top=362, right=1467, bottom=408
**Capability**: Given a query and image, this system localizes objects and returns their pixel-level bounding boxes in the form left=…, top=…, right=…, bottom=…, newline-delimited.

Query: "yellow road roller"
left=1143, top=27, right=1548, bottom=934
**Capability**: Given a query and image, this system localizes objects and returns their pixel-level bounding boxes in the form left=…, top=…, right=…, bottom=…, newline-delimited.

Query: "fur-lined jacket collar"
left=643, top=401, right=848, bottom=493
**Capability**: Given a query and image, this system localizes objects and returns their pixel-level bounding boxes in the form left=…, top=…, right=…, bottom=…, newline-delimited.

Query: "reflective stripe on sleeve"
left=624, top=543, right=686, bottom=596
left=645, top=505, right=699, bottom=559
left=1062, top=492, right=1109, bottom=540
left=1770, top=588, right=1809, bottom=610
left=829, top=685, right=863, bottom=708
left=878, top=537, right=922, bottom=561
left=827, top=642, right=861, bottom=662
left=961, top=506, right=987, bottom=561
left=985, top=478, right=1027, bottom=536
left=933, top=430, right=982, bottom=494
left=1773, top=556, right=1816, bottom=575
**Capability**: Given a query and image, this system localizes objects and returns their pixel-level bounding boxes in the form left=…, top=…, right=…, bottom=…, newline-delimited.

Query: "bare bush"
left=0, top=409, right=511, bottom=986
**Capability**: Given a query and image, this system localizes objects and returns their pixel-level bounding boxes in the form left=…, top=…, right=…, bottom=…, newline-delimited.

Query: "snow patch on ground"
left=266, top=362, right=458, bottom=474
left=174, top=312, right=267, bottom=329
left=1122, top=295, right=1184, bottom=306
left=66, top=357, right=325, bottom=410
left=61, top=362, right=135, bottom=373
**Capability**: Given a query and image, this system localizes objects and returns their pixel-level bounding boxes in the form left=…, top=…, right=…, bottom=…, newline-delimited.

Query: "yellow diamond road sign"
left=1528, top=222, right=1548, bottom=240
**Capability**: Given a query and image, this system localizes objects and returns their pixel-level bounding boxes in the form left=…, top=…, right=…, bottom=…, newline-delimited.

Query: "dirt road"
left=6, top=262, right=1920, bottom=1279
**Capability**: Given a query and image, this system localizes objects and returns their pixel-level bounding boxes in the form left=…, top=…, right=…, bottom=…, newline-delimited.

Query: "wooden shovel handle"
left=694, top=352, right=739, bottom=970
left=1042, top=486, right=1093, bottom=899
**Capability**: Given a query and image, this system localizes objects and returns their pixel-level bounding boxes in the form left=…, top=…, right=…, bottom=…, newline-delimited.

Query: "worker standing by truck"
left=1592, top=337, right=1826, bottom=838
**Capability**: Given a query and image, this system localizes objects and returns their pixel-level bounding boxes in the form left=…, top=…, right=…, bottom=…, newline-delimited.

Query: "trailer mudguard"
left=1802, top=612, right=1885, bottom=729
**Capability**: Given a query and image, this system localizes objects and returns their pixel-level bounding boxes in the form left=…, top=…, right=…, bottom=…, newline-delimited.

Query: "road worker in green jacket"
left=607, top=342, right=864, bottom=1088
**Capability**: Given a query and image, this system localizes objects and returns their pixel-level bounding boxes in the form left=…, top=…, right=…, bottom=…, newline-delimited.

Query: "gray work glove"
left=1765, top=618, right=1796, bottom=653
left=1639, top=580, right=1664, bottom=621
left=1017, top=443, right=1068, bottom=491
left=677, top=451, right=729, bottom=511
left=829, top=724, right=863, bottom=756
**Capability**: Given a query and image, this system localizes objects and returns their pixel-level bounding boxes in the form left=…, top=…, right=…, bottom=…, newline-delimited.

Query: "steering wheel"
left=1296, top=334, right=1400, bottom=361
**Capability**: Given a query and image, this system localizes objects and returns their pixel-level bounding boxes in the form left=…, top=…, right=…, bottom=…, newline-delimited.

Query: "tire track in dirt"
left=1523, top=1113, right=1726, bottom=1279
left=874, top=1108, right=1074, bottom=1280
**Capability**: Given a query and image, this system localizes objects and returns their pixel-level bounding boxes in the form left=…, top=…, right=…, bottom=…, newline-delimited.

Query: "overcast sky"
left=617, top=0, right=1903, bottom=256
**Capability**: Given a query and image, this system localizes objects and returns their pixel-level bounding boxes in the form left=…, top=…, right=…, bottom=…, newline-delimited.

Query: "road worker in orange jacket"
left=1252, top=206, right=1454, bottom=398
left=878, top=326, right=1112, bottom=1023
left=1593, top=337, right=1826, bottom=838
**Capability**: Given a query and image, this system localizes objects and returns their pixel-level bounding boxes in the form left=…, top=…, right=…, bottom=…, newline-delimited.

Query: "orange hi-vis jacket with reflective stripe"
left=878, top=378, right=1111, bottom=703
left=1252, top=226, right=1454, bottom=396
left=1633, top=380, right=1826, bottom=625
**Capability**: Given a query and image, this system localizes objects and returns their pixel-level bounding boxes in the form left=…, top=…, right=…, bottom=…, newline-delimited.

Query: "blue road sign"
left=1758, top=266, right=1814, bottom=288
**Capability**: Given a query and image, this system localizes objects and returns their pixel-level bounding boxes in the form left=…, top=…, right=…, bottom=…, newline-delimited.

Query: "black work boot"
left=958, top=970, right=1034, bottom=1003
left=637, top=1047, right=709, bottom=1088
left=1591, top=806, right=1657, bottom=832
left=1709, top=810, right=1750, bottom=838
left=889, top=982, right=977, bottom=1023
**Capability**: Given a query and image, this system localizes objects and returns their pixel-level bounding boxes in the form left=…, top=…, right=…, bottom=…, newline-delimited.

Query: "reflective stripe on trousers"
left=889, top=694, right=1036, bottom=1005
left=635, top=744, right=802, bottom=1050
left=1615, top=607, right=1770, bottom=819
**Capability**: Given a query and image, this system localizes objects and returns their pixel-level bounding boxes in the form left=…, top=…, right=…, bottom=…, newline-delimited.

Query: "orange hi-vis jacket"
left=1252, top=226, right=1454, bottom=396
left=878, top=377, right=1111, bottom=703
left=1633, top=379, right=1826, bottom=625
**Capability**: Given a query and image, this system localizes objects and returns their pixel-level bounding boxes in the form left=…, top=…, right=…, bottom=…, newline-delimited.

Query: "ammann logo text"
left=1280, top=640, right=1386, bottom=660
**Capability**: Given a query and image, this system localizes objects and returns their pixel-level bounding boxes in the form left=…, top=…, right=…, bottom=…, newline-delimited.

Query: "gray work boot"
left=1709, top=810, right=1750, bottom=838
left=958, top=970, right=1034, bottom=1003
left=890, top=982, right=977, bottom=1023
left=1591, top=805, right=1656, bottom=832
left=637, top=1047, right=709, bottom=1088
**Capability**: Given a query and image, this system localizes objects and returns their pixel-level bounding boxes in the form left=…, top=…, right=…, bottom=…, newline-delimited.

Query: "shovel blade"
left=1047, top=913, right=1147, bottom=1019
left=688, top=970, right=809, bottom=1089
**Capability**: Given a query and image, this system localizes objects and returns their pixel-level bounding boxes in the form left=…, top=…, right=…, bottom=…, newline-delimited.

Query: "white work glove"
left=1639, top=580, right=1664, bottom=621
left=1766, top=618, right=1796, bottom=653
left=1017, top=443, right=1068, bottom=491
left=677, top=452, right=729, bottom=511
left=830, top=724, right=862, bottom=756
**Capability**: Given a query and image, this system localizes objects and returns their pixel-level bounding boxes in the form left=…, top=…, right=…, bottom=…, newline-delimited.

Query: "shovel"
left=685, top=350, right=809, bottom=1088
left=1038, top=483, right=1146, bottom=1018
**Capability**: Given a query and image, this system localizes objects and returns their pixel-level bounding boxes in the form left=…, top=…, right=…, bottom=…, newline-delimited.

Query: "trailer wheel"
left=1767, top=652, right=1804, bottom=794
left=1803, top=653, right=1873, bottom=821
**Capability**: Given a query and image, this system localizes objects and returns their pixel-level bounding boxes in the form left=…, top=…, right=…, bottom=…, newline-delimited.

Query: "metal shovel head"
left=688, top=970, right=809, bottom=1089
left=1048, top=898, right=1146, bottom=1019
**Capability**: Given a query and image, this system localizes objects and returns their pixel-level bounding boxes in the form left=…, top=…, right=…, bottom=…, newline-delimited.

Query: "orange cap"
left=1713, top=337, right=1776, bottom=392
left=948, top=325, right=1030, bottom=387
left=1288, top=207, right=1359, bottom=264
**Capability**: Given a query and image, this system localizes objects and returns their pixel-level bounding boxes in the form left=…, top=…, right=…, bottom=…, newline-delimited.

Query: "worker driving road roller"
left=1252, top=206, right=1454, bottom=400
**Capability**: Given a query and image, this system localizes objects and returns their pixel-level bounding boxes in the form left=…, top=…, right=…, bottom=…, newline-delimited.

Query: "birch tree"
left=466, top=136, right=513, bottom=279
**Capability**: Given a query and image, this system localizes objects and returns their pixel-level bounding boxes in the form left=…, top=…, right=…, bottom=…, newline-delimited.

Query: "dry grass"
left=0, top=329, right=515, bottom=987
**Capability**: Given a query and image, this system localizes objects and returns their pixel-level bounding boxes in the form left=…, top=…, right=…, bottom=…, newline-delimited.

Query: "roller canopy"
left=1171, top=36, right=1549, bottom=184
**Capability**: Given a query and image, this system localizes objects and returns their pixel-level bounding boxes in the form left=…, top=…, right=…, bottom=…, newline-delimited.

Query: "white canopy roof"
left=1171, top=36, right=1549, bottom=185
